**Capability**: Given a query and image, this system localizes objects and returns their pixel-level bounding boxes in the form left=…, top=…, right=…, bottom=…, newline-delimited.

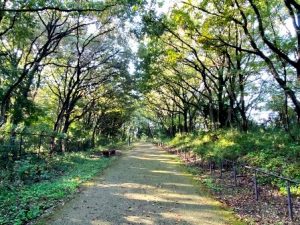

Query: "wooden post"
left=220, top=160, right=223, bottom=178
left=19, top=134, right=23, bottom=158
left=77, top=141, right=80, bottom=152
left=253, top=170, right=259, bottom=201
left=233, top=164, right=237, bottom=187
left=287, top=181, right=293, bottom=221
left=38, top=133, right=42, bottom=155
left=50, top=136, right=55, bottom=154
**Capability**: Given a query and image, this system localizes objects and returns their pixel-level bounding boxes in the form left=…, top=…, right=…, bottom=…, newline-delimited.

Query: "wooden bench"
left=102, top=149, right=116, bottom=157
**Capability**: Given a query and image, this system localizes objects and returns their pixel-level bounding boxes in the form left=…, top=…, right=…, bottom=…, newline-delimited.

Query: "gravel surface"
left=37, top=143, right=240, bottom=225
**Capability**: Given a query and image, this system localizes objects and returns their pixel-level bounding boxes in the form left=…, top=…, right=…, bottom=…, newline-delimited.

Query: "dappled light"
left=150, top=170, right=189, bottom=176
left=1, top=0, right=300, bottom=224
left=124, top=215, right=153, bottom=225
left=41, top=143, right=237, bottom=225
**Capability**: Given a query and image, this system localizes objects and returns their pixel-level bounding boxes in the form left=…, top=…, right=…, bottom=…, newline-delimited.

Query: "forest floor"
left=36, top=143, right=243, bottom=225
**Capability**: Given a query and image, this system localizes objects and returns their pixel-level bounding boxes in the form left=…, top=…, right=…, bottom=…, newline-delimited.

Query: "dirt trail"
left=39, top=143, right=240, bottom=225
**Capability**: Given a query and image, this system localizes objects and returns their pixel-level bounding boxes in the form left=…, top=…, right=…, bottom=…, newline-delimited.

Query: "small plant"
left=0, top=151, right=113, bottom=224
left=202, top=177, right=222, bottom=192
left=166, top=128, right=300, bottom=193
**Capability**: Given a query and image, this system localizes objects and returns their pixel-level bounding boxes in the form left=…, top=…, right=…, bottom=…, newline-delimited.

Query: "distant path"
left=40, top=143, right=240, bottom=225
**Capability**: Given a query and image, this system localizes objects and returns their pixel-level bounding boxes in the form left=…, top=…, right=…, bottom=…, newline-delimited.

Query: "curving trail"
left=39, top=143, right=241, bottom=225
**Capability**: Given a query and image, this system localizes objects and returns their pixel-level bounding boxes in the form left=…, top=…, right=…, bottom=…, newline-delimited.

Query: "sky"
left=156, top=0, right=177, bottom=14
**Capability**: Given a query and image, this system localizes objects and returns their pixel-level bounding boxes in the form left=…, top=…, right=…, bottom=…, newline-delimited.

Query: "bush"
left=166, top=129, right=300, bottom=182
left=0, top=151, right=113, bottom=224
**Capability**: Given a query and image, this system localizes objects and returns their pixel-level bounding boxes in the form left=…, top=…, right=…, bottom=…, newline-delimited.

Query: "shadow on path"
left=38, top=143, right=240, bottom=225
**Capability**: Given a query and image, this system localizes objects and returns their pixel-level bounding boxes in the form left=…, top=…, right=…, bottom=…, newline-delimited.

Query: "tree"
left=138, top=4, right=265, bottom=133
left=0, top=10, right=90, bottom=125
left=183, top=0, right=300, bottom=122
left=0, top=0, right=143, bottom=128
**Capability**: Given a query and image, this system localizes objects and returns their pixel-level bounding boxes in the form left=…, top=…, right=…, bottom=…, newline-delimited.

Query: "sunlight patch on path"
left=38, top=143, right=242, bottom=225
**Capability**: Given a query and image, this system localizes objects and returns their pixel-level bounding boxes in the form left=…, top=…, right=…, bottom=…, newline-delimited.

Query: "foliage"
left=0, top=149, right=113, bottom=225
left=137, top=0, right=300, bottom=139
left=1, top=0, right=300, bottom=222
left=0, top=0, right=138, bottom=158
left=165, top=129, right=300, bottom=182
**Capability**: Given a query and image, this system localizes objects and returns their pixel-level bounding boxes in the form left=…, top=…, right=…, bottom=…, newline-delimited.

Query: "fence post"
left=233, top=163, right=237, bottom=187
left=77, top=141, right=80, bottom=152
left=19, top=134, right=23, bottom=157
left=286, top=181, right=293, bottom=221
left=220, top=160, right=223, bottom=178
left=50, top=136, right=55, bottom=154
left=253, top=170, right=259, bottom=201
left=59, top=138, right=62, bottom=152
left=10, top=131, right=16, bottom=159
left=128, top=137, right=131, bottom=146
left=38, top=133, right=42, bottom=155
left=66, top=138, right=69, bottom=152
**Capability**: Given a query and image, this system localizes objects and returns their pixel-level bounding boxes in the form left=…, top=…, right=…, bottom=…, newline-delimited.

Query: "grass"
left=162, top=128, right=300, bottom=193
left=0, top=149, right=115, bottom=225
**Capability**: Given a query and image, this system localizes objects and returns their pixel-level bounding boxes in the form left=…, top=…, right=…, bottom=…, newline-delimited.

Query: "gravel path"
left=39, top=143, right=240, bottom=225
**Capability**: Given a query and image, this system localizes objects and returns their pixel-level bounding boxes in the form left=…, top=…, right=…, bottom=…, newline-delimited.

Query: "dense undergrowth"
left=163, top=129, right=300, bottom=188
left=0, top=144, right=121, bottom=225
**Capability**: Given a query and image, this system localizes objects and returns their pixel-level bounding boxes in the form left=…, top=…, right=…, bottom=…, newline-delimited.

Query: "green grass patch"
left=164, top=129, right=300, bottom=193
left=0, top=150, right=114, bottom=225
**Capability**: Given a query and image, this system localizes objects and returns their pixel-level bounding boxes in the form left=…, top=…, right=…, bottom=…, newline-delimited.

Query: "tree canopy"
left=1, top=0, right=300, bottom=146
left=0, top=0, right=143, bottom=147
left=136, top=0, right=300, bottom=139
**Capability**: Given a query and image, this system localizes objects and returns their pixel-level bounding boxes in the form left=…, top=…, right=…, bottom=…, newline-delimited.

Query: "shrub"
left=166, top=129, right=300, bottom=182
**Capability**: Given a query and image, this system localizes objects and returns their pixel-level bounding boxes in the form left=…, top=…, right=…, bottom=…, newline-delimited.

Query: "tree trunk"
left=183, top=110, right=188, bottom=133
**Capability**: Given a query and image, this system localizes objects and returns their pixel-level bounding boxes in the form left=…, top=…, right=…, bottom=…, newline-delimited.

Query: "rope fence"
left=157, top=142, right=300, bottom=223
left=0, top=130, right=93, bottom=164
